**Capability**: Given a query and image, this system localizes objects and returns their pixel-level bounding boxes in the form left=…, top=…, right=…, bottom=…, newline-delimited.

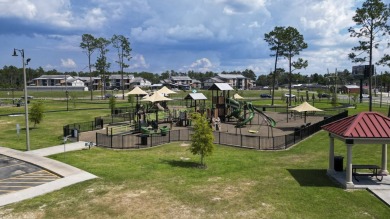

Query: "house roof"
left=217, top=74, right=246, bottom=79
left=208, top=83, right=234, bottom=91
left=322, top=112, right=390, bottom=138
left=343, top=85, right=360, bottom=89
left=184, top=93, right=208, bottom=100
left=35, top=75, right=72, bottom=80
left=205, top=77, right=224, bottom=83
left=171, top=76, right=192, bottom=81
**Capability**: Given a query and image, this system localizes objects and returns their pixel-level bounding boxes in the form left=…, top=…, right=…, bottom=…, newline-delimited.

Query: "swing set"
left=247, top=112, right=275, bottom=137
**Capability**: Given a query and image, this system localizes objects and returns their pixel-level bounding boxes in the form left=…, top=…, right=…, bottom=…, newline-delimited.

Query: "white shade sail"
left=290, top=102, right=323, bottom=112
left=125, top=86, right=148, bottom=96
left=140, top=91, right=172, bottom=103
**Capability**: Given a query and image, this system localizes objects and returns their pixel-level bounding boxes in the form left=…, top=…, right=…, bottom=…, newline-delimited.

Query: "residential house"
left=75, top=76, right=101, bottom=91
left=160, top=76, right=193, bottom=90
left=203, top=77, right=224, bottom=89
left=191, top=79, right=202, bottom=89
left=130, top=77, right=152, bottom=88
left=31, top=75, right=73, bottom=86
left=212, top=74, right=253, bottom=90
left=108, top=74, right=134, bottom=90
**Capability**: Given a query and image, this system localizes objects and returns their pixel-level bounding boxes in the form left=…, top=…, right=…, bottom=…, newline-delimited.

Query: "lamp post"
left=12, top=48, right=31, bottom=151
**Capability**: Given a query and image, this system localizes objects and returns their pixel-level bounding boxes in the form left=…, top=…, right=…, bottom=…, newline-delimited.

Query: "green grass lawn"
left=0, top=90, right=389, bottom=218
left=1, top=132, right=389, bottom=218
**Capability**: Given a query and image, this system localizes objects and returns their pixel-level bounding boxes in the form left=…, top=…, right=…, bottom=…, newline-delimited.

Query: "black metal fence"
left=95, top=110, right=348, bottom=150
left=63, top=110, right=136, bottom=137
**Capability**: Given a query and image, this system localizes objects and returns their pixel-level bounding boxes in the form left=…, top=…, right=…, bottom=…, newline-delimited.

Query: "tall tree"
left=242, top=69, right=256, bottom=81
left=348, top=0, right=390, bottom=111
left=279, top=27, right=308, bottom=106
left=80, top=34, right=97, bottom=100
left=95, top=37, right=111, bottom=97
left=265, top=26, right=308, bottom=106
left=111, top=34, right=132, bottom=99
left=264, top=26, right=284, bottom=105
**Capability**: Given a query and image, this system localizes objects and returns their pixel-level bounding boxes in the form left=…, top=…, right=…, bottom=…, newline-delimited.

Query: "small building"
left=214, top=74, right=253, bottom=90
left=130, top=77, right=151, bottom=88
left=171, top=76, right=193, bottom=85
left=341, top=85, right=360, bottom=94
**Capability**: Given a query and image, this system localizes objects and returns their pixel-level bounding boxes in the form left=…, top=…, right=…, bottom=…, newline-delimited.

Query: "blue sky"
left=1, top=0, right=389, bottom=76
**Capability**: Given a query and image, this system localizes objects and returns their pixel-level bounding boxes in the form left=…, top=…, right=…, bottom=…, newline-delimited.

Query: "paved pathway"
left=0, top=142, right=97, bottom=207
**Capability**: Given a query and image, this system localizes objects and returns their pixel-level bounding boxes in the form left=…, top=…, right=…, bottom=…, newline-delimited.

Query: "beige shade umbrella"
left=140, top=91, right=172, bottom=123
left=125, top=86, right=148, bottom=96
left=126, top=87, right=148, bottom=132
left=140, top=91, right=172, bottom=103
left=157, top=86, right=176, bottom=96
left=290, top=101, right=323, bottom=123
left=233, top=93, right=244, bottom=99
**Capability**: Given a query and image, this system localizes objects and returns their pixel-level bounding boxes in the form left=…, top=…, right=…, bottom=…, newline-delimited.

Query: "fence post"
left=219, top=131, right=221, bottom=145
left=96, top=132, right=98, bottom=147
left=285, top=135, right=287, bottom=149
left=122, top=135, right=124, bottom=149
left=258, top=136, right=261, bottom=150
left=110, top=134, right=113, bottom=148
left=150, top=134, right=152, bottom=147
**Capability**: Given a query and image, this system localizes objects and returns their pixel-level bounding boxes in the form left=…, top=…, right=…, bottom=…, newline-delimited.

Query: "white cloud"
left=187, top=58, right=214, bottom=72
left=130, top=54, right=149, bottom=70
left=213, top=0, right=266, bottom=14
left=167, top=24, right=214, bottom=40
left=61, top=58, right=76, bottom=69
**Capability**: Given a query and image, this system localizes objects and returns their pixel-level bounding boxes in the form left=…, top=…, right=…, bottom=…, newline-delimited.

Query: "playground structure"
left=207, top=83, right=277, bottom=136
left=104, top=83, right=279, bottom=139
left=73, top=82, right=343, bottom=149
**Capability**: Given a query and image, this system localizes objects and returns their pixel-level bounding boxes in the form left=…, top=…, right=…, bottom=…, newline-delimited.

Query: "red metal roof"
left=322, top=112, right=390, bottom=138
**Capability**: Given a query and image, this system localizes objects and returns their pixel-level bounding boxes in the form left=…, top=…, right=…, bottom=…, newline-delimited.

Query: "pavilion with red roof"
left=322, top=112, right=390, bottom=188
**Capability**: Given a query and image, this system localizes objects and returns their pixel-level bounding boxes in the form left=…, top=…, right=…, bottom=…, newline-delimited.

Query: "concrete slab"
left=0, top=146, right=97, bottom=207
left=25, top=141, right=93, bottom=157
left=328, top=171, right=390, bottom=206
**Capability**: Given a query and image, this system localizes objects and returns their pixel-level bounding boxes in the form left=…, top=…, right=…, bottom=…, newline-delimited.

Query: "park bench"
left=352, top=164, right=384, bottom=182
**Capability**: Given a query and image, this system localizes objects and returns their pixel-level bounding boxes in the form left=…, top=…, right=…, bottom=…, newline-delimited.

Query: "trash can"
left=72, top=129, right=78, bottom=138
left=140, top=134, right=148, bottom=145
left=334, top=156, right=344, bottom=171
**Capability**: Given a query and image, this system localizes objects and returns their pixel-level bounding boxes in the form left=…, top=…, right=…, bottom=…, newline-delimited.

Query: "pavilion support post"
left=327, top=136, right=335, bottom=175
left=345, top=144, right=354, bottom=189
left=380, top=144, right=389, bottom=175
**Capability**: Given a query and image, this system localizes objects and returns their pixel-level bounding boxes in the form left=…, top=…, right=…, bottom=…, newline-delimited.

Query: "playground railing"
left=95, top=110, right=348, bottom=150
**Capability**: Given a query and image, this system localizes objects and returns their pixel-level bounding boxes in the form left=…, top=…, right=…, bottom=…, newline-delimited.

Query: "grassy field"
left=0, top=132, right=389, bottom=218
left=0, top=89, right=389, bottom=218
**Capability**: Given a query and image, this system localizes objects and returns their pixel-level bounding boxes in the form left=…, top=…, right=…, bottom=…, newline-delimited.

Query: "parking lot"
left=0, top=154, right=60, bottom=195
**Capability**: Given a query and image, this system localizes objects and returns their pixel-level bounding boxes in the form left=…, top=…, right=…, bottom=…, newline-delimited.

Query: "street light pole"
left=12, top=48, right=31, bottom=151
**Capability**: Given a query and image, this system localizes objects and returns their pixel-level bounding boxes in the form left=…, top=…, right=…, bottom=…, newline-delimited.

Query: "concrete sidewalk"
left=25, top=141, right=93, bottom=157
left=0, top=142, right=97, bottom=207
